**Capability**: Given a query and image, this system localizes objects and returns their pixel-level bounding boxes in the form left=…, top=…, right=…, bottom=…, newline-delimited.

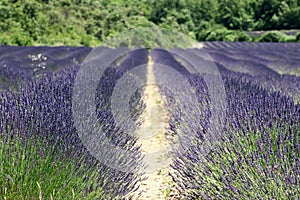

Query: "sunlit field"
left=0, top=43, right=299, bottom=199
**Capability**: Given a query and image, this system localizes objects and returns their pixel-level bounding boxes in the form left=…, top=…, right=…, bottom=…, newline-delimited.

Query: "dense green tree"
left=217, top=0, right=255, bottom=30
left=0, top=0, right=299, bottom=46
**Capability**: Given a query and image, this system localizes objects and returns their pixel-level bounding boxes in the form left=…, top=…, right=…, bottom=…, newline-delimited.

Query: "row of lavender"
left=203, top=42, right=300, bottom=101
left=0, top=46, right=91, bottom=90
left=0, top=44, right=299, bottom=198
left=151, top=48, right=300, bottom=199
left=0, top=47, right=148, bottom=198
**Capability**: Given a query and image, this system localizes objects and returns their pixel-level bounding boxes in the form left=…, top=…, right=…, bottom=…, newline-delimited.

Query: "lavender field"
left=0, top=42, right=299, bottom=199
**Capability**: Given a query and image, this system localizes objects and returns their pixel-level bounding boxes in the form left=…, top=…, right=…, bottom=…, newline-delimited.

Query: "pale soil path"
left=127, top=43, right=204, bottom=199
left=192, top=42, right=204, bottom=49
left=128, top=55, right=178, bottom=200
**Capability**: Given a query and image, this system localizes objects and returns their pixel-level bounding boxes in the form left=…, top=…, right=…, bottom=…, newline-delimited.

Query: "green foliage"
left=197, top=26, right=252, bottom=42
left=0, top=0, right=300, bottom=46
left=296, top=32, right=300, bottom=41
left=256, top=31, right=288, bottom=42
left=279, top=7, right=300, bottom=29
left=217, top=0, right=255, bottom=30
left=102, top=26, right=196, bottom=49
left=0, top=134, right=111, bottom=199
left=280, top=35, right=297, bottom=42
left=188, top=127, right=300, bottom=199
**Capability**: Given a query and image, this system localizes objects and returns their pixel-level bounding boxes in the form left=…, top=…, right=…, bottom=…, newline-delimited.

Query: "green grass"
left=185, top=126, right=300, bottom=199
left=0, top=134, right=112, bottom=200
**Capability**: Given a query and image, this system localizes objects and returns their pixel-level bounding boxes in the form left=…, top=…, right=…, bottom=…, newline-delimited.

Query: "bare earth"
left=129, top=56, right=178, bottom=200
left=129, top=43, right=204, bottom=199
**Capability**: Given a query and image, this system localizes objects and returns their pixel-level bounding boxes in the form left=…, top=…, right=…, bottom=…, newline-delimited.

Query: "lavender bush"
left=171, top=75, right=299, bottom=199
left=0, top=47, right=148, bottom=199
left=0, top=44, right=299, bottom=199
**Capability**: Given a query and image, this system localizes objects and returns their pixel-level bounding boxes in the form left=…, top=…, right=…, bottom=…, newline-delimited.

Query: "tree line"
left=0, top=0, right=300, bottom=46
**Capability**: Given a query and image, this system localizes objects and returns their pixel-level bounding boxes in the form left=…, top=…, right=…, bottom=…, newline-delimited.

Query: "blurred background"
left=0, top=0, right=300, bottom=46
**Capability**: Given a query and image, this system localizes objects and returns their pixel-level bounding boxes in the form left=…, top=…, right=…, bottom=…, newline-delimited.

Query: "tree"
left=217, top=0, right=255, bottom=30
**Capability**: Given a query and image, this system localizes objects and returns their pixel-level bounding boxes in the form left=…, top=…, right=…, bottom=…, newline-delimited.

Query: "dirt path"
left=129, top=55, right=177, bottom=200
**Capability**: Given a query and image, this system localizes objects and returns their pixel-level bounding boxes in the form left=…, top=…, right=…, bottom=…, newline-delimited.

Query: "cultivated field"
left=0, top=42, right=299, bottom=199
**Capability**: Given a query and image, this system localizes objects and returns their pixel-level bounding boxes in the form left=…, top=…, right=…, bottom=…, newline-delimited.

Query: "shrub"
left=295, top=32, right=300, bottom=42
left=203, top=29, right=251, bottom=42
left=233, top=31, right=252, bottom=42
left=280, top=35, right=297, bottom=42
left=256, top=31, right=288, bottom=42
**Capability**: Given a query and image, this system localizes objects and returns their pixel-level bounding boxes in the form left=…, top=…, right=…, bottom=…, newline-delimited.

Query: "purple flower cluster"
left=204, top=42, right=300, bottom=100
left=0, top=47, right=148, bottom=198
left=0, top=46, right=91, bottom=90
left=151, top=47, right=299, bottom=199
left=1, top=44, right=299, bottom=199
